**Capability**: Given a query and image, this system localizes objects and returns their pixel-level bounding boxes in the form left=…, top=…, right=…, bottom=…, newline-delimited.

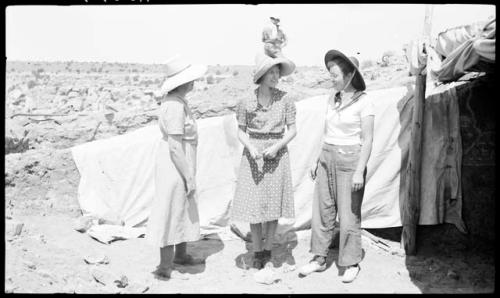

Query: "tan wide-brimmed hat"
left=324, top=49, right=366, bottom=91
left=158, top=55, right=207, bottom=96
left=253, top=53, right=295, bottom=84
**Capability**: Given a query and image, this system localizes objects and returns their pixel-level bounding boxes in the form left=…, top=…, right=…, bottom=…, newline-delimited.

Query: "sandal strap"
left=311, top=255, right=326, bottom=265
left=254, top=251, right=264, bottom=258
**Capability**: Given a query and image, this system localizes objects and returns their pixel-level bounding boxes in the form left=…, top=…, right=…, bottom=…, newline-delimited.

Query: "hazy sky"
left=6, top=4, right=495, bottom=66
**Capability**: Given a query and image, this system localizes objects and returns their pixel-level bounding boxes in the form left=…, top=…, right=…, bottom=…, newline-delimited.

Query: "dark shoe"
left=173, top=254, right=205, bottom=266
left=253, top=251, right=264, bottom=269
left=152, top=265, right=172, bottom=279
left=263, top=249, right=272, bottom=267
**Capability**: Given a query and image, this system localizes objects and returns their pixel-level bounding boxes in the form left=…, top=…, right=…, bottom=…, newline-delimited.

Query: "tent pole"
left=401, top=4, right=433, bottom=256
left=401, top=71, right=425, bottom=256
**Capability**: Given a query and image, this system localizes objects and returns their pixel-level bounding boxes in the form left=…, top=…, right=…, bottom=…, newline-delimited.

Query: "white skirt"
left=146, top=139, right=200, bottom=247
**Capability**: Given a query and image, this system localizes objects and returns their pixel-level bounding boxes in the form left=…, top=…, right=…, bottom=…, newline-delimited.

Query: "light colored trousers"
left=310, top=143, right=365, bottom=267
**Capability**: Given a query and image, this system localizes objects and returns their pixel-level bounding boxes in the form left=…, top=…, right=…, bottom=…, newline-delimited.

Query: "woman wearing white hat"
left=230, top=53, right=297, bottom=269
left=146, top=55, right=207, bottom=279
left=298, top=49, right=375, bottom=283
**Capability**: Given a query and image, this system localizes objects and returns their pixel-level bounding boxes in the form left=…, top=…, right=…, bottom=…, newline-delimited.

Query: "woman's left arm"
left=273, top=123, right=297, bottom=149
left=262, top=96, right=298, bottom=158
left=352, top=115, right=374, bottom=191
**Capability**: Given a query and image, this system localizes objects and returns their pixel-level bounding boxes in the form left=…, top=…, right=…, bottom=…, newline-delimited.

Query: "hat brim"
left=159, top=64, right=207, bottom=95
left=253, top=57, right=296, bottom=84
left=324, top=50, right=366, bottom=91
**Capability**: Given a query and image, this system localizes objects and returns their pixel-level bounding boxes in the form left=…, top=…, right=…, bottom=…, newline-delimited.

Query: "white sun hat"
left=253, top=52, right=295, bottom=84
left=158, top=55, right=207, bottom=96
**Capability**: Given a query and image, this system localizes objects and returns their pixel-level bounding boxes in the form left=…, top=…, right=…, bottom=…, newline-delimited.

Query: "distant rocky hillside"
left=5, top=56, right=410, bottom=154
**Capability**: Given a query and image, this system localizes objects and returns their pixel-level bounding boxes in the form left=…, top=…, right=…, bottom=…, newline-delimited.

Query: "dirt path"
left=5, top=213, right=494, bottom=293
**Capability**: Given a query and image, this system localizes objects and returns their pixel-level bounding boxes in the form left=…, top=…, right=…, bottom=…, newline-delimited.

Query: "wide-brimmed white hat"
left=158, top=55, right=207, bottom=96
left=253, top=53, right=295, bottom=84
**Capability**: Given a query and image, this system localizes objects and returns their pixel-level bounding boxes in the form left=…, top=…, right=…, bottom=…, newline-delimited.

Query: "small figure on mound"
left=262, top=17, right=288, bottom=58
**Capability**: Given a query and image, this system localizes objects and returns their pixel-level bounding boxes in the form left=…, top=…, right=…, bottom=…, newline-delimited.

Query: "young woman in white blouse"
left=299, top=49, right=375, bottom=283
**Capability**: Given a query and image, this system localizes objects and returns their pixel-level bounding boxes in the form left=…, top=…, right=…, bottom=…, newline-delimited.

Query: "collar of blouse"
left=330, top=90, right=362, bottom=110
left=170, top=93, right=188, bottom=104
left=248, top=87, right=286, bottom=111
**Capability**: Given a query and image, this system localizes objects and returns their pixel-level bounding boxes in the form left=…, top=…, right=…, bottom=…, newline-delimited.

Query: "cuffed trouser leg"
left=310, top=149, right=337, bottom=257
left=336, top=168, right=364, bottom=267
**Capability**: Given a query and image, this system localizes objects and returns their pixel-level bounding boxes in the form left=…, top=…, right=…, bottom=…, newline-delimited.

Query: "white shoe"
left=341, top=265, right=360, bottom=283
left=298, top=257, right=327, bottom=276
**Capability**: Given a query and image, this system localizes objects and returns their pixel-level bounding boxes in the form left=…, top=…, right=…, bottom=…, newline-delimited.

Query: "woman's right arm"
left=235, top=99, right=261, bottom=159
left=167, top=134, right=195, bottom=196
left=310, top=95, right=330, bottom=179
left=310, top=156, right=320, bottom=180
left=160, top=99, right=195, bottom=196
left=237, top=126, right=261, bottom=159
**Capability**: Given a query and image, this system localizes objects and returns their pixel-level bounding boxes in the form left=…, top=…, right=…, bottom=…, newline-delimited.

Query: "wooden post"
left=401, top=5, right=433, bottom=256
left=422, top=5, right=434, bottom=45
left=401, top=73, right=425, bottom=255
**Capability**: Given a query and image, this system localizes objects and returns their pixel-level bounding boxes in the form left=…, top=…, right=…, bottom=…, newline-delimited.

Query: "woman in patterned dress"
left=231, top=53, right=297, bottom=269
left=146, top=56, right=207, bottom=279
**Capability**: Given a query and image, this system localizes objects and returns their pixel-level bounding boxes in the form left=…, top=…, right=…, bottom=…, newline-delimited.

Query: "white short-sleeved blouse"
left=324, top=92, right=375, bottom=146
left=158, top=95, right=197, bottom=144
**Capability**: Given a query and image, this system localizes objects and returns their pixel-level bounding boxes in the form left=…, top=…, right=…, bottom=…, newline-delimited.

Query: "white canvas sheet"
left=71, top=87, right=418, bottom=238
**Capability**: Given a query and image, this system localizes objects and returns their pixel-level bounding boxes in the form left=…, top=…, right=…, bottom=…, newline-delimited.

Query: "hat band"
left=166, top=64, right=191, bottom=78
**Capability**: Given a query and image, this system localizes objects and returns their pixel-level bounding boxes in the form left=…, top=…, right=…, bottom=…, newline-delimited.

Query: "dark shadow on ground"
left=364, top=226, right=402, bottom=242
left=234, top=232, right=298, bottom=271
left=365, top=224, right=494, bottom=293
left=174, top=233, right=225, bottom=275
left=404, top=224, right=495, bottom=293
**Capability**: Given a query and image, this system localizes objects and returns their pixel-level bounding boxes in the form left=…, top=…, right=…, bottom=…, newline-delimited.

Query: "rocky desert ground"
left=4, top=56, right=495, bottom=293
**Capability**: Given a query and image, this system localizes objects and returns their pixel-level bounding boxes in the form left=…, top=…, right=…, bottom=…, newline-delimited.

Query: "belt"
left=248, top=132, right=284, bottom=139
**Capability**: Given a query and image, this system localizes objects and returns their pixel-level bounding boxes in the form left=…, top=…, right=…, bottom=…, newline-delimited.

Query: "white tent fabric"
left=71, top=87, right=417, bottom=239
